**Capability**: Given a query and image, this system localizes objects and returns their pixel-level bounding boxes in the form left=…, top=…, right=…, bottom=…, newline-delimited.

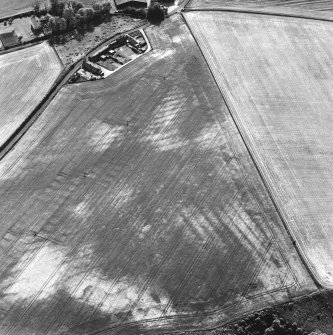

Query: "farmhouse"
left=115, top=0, right=149, bottom=9
left=31, top=16, right=42, bottom=32
left=0, top=27, right=20, bottom=49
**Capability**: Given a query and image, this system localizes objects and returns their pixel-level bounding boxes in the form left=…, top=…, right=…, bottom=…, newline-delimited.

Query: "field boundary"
left=182, top=6, right=333, bottom=23
left=180, top=11, right=322, bottom=291
left=75, top=284, right=314, bottom=335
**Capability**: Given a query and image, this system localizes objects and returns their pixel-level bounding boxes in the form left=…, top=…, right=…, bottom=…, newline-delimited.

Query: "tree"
left=54, top=16, right=61, bottom=32
left=101, top=0, right=111, bottom=13
left=86, top=8, right=95, bottom=21
left=63, top=8, right=76, bottom=28
left=31, top=0, right=40, bottom=13
left=147, top=3, right=164, bottom=23
left=75, top=13, right=82, bottom=26
left=48, top=16, right=57, bottom=32
left=76, top=7, right=95, bottom=23
left=63, top=7, right=75, bottom=23
left=50, top=0, right=65, bottom=16
left=123, top=6, right=146, bottom=19
left=77, top=7, right=87, bottom=22
left=50, top=0, right=59, bottom=14
left=71, top=0, right=83, bottom=13
left=59, top=17, right=67, bottom=31
left=40, top=14, right=49, bottom=23
left=92, top=2, right=102, bottom=15
left=48, top=16, right=63, bottom=33
left=57, top=1, right=65, bottom=16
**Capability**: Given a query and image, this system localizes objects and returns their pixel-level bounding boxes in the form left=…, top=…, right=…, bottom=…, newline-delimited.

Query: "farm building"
left=0, top=27, right=20, bottom=49
left=115, top=0, right=149, bottom=9
left=82, top=61, right=103, bottom=76
left=31, top=16, right=42, bottom=32
left=89, top=36, right=127, bottom=61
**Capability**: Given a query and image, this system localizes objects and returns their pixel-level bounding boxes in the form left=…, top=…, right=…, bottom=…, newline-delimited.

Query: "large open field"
left=0, top=15, right=315, bottom=335
left=0, top=42, right=63, bottom=149
left=187, top=0, right=333, bottom=12
left=184, top=11, right=333, bottom=288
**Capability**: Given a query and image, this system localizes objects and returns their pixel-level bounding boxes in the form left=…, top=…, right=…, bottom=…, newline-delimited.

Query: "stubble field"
left=0, top=14, right=314, bottom=335
left=184, top=11, right=333, bottom=288
left=0, top=42, right=63, bottom=149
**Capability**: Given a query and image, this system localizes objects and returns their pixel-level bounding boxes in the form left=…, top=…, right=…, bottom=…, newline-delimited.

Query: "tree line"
left=32, top=0, right=168, bottom=35
left=32, top=0, right=112, bottom=34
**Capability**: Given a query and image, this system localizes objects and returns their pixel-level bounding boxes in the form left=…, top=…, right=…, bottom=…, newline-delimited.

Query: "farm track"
left=183, top=10, right=333, bottom=289
left=0, top=13, right=315, bottom=335
left=187, top=0, right=333, bottom=12
left=183, top=5, right=333, bottom=22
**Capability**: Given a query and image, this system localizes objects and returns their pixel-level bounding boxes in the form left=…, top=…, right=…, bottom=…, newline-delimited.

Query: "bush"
left=147, top=3, right=164, bottom=23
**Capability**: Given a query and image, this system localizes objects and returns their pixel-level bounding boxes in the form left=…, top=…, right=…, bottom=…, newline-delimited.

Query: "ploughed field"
left=187, top=0, right=333, bottom=12
left=0, top=15, right=314, bottom=335
left=184, top=11, right=333, bottom=288
left=0, top=42, right=63, bottom=148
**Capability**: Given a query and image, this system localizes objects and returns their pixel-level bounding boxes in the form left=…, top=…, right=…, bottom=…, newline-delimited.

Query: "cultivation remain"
left=2, top=0, right=333, bottom=333
left=0, top=14, right=315, bottom=335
